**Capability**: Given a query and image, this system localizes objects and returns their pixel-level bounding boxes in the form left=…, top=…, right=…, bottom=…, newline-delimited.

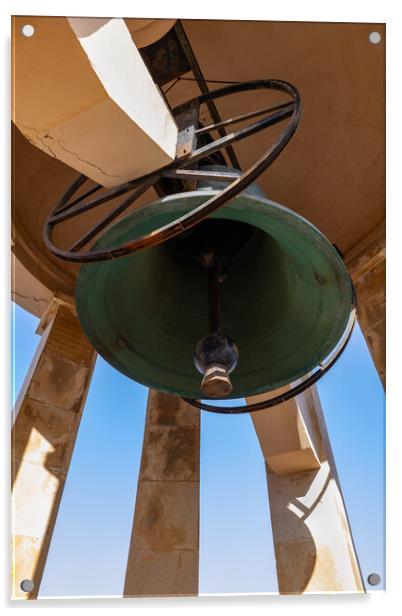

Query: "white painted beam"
left=12, top=16, right=178, bottom=187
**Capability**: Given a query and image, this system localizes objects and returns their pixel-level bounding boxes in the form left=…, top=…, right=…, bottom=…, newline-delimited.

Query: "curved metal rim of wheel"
left=43, top=79, right=301, bottom=262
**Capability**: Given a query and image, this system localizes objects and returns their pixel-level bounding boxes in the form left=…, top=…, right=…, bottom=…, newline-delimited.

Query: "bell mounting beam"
left=172, top=20, right=241, bottom=170
left=13, top=17, right=178, bottom=188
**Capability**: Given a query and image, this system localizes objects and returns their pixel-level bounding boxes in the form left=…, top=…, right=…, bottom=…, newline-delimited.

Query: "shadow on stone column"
left=123, top=390, right=200, bottom=597
left=11, top=302, right=96, bottom=599
left=249, top=385, right=365, bottom=594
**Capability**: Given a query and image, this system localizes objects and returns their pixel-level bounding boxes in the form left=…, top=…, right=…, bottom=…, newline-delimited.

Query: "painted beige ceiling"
left=12, top=19, right=385, bottom=300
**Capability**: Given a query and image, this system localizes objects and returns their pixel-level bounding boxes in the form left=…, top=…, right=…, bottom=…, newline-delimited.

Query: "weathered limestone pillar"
left=345, top=222, right=385, bottom=387
left=11, top=299, right=96, bottom=599
left=249, top=385, right=364, bottom=594
left=124, top=391, right=200, bottom=597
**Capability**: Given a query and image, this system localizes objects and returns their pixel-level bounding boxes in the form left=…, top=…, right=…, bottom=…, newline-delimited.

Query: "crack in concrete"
left=19, top=122, right=123, bottom=181
left=20, top=123, right=57, bottom=158
left=12, top=290, right=49, bottom=305
left=45, top=133, right=123, bottom=180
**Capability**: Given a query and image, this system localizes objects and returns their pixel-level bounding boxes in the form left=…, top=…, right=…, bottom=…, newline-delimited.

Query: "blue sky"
left=12, top=301, right=384, bottom=596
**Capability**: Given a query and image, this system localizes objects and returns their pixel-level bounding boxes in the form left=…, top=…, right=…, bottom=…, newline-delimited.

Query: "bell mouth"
left=76, top=188, right=353, bottom=400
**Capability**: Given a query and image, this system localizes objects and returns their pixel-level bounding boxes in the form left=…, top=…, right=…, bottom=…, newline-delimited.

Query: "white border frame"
left=2, top=2, right=400, bottom=615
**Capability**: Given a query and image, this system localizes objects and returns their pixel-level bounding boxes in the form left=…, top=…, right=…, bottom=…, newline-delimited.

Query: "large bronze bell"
left=75, top=166, right=353, bottom=400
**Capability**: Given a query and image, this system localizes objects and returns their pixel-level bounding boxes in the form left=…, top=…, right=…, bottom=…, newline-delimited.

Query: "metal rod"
left=68, top=176, right=157, bottom=252
left=52, top=174, right=88, bottom=214
left=195, top=101, right=294, bottom=135
left=50, top=101, right=292, bottom=228
left=161, top=169, right=239, bottom=182
left=49, top=180, right=145, bottom=225
left=178, top=77, right=241, bottom=85
left=174, top=20, right=241, bottom=170
left=44, top=79, right=301, bottom=262
left=184, top=105, right=293, bottom=167
left=182, top=295, right=357, bottom=414
left=208, top=261, right=221, bottom=333
left=172, top=78, right=296, bottom=116
left=56, top=183, right=103, bottom=215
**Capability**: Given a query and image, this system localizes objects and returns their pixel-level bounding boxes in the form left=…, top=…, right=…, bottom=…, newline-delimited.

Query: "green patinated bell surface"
left=75, top=187, right=353, bottom=400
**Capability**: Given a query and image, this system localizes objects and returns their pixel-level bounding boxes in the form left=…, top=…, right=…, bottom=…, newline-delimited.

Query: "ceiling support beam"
left=12, top=17, right=178, bottom=187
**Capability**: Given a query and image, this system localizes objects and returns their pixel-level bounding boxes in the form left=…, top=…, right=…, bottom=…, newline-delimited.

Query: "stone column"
left=11, top=300, right=96, bottom=599
left=248, top=385, right=365, bottom=594
left=124, top=391, right=200, bottom=597
left=345, top=222, right=385, bottom=387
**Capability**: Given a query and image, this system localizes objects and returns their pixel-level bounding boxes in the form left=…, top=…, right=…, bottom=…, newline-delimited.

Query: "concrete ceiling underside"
left=12, top=19, right=385, bottom=302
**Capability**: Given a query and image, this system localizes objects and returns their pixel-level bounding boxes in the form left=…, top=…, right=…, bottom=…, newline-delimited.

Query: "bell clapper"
left=194, top=249, right=239, bottom=398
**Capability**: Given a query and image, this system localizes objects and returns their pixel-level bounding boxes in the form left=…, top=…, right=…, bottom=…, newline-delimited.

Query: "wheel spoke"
left=174, top=20, right=241, bottom=170
left=185, top=104, right=294, bottom=166
left=161, top=169, right=240, bottom=182
left=68, top=176, right=158, bottom=252
left=53, top=174, right=88, bottom=214
left=44, top=79, right=301, bottom=263
left=54, top=183, right=103, bottom=217
left=49, top=180, right=144, bottom=225
left=195, top=101, right=294, bottom=136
